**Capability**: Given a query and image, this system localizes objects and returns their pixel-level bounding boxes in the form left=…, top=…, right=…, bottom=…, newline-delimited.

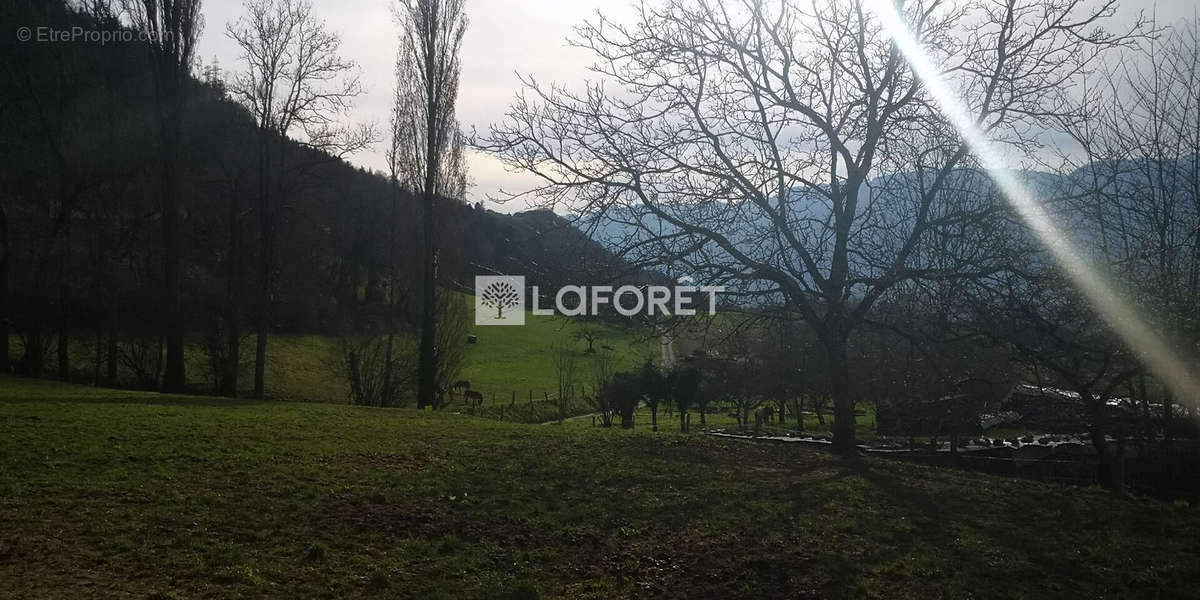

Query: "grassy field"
left=457, top=311, right=654, bottom=404
left=23, top=306, right=653, bottom=408
left=2, top=376, right=1198, bottom=599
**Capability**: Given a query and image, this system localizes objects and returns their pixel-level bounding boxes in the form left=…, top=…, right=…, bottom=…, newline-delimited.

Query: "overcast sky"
left=195, top=0, right=1197, bottom=214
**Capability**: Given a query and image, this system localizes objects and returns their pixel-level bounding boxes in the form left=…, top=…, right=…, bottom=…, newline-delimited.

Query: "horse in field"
left=464, top=389, right=484, bottom=409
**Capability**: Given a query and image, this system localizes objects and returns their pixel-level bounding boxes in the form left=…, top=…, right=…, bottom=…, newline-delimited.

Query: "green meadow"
left=26, top=304, right=654, bottom=412
left=2, top=376, right=1198, bottom=599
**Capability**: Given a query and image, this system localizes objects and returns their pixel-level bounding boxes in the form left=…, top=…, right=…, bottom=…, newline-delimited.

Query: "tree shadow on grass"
left=836, top=456, right=1148, bottom=596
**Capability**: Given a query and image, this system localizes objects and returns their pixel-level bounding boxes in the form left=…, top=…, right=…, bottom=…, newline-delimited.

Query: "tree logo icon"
left=475, top=276, right=526, bottom=326
left=481, top=281, right=519, bottom=318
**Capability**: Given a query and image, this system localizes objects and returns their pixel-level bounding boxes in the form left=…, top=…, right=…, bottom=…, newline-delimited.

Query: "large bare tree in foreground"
left=122, top=0, right=203, bottom=393
left=393, top=0, right=468, bottom=409
left=479, top=0, right=1135, bottom=454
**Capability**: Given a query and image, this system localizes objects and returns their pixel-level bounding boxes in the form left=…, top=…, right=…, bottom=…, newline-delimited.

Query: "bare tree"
left=638, top=358, right=667, bottom=431
left=1050, top=19, right=1200, bottom=425
left=121, top=0, right=202, bottom=392
left=478, top=0, right=1135, bottom=454
left=589, top=352, right=616, bottom=427
left=431, top=289, right=470, bottom=408
left=670, top=365, right=701, bottom=433
left=964, top=260, right=1139, bottom=491
left=393, top=0, right=468, bottom=409
left=574, top=325, right=600, bottom=353
left=227, top=0, right=370, bottom=398
left=336, top=287, right=468, bottom=408
left=382, top=68, right=406, bottom=407
left=551, top=339, right=576, bottom=424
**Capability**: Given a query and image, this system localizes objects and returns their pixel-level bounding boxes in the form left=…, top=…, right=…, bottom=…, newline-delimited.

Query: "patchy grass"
left=2, top=376, right=1198, bottom=599
left=459, top=311, right=654, bottom=401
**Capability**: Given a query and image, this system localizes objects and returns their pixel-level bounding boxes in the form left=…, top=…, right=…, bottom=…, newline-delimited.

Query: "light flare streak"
left=867, top=0, right=1200, bottom=406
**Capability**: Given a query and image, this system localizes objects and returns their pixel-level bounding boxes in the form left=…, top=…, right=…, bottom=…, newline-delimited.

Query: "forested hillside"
left=0, top=0, right=632, bottom=393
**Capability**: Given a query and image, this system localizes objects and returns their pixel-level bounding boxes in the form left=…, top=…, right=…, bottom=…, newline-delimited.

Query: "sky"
left=194, top=0, right=1197, bottom=214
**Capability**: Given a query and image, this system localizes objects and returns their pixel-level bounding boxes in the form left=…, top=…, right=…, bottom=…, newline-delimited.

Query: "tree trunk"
left=87, top=245, right=105, bottom=384
left=57, top=270, right=69, bottom=381
left=0, top=208, right=8, bottom=373
left=1084, top=388, right=1123, bottom=493
left=254, top=257, right=269, bottom=399
left=223, top=187, right=242, bottom=398
left=416, top=184, right=437, bottom=409
left=382, top=174, right=399, bottom=407
left=416, top=13, right=442, bottom=410
left=23, top=317, right=43, bottom=377
left=253, top=131, right=273, bottom=400
left=160, top=99, right=186, bottom=393
left=1162, top=390, right=1174, bottom=441
left=826, top=339, right=856, bottom=456
left=651, top=405, right=658, bottom=432
left=382, top=332, right=395, bottom=408
left=347, top=351, right=363, bottom=404
left=106, top=288, right=118, bottom=383
left=56, top=323, right=68, bottom=380
left=224, top=307, right=240, bottom=397
left=93, top=327, right=102, bottom=384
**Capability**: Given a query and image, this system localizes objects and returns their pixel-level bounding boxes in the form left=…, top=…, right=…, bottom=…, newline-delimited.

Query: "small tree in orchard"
left=588, top=353, right=617, bottom=427
left=639, top=358, right=668, bottom=432
left=480, top=280, right=519, bottom=319
left=606, top=371, right=642, bottom=430
left=671, top=366, right=701, bottom=433
left=717, top=359, right=764, bottom=428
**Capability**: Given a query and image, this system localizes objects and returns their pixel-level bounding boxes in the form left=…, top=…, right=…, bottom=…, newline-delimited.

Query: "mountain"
left=572, top=167, right=1145, bottom=285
